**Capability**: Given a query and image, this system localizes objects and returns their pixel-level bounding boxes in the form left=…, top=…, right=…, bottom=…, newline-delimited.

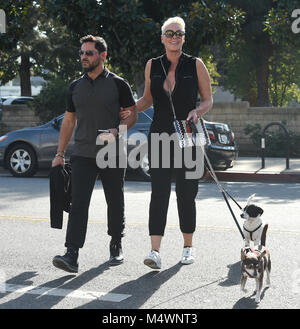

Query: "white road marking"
left=3, top=283, right=131, bottom=302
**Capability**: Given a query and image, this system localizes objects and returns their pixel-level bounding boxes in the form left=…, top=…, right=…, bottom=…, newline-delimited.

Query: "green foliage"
left=244, top=123, right=300, bottom=157
left=221, top=0, right=300, bottom=107
left=29, top=78, right=69, bottom=123
left=264, top=1, right=300, bottom=106
left=44, top=0, right=243, bottom=89
left=0, top=0, right=80, bottom=93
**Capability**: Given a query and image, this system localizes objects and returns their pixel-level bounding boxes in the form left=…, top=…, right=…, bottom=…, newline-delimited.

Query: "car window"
left=11, top=98, right=33, bottom=105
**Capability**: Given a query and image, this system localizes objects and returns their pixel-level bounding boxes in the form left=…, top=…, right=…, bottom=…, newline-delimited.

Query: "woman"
left=125, top=17, right=213, bottom=269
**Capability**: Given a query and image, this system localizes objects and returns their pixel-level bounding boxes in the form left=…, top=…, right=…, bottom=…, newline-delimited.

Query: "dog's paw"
left=255, top=297, right=261, bottom=304
left=241, top=288, right=248, bottom=293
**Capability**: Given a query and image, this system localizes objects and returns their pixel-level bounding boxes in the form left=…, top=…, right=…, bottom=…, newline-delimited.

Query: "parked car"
left=1, top=96, right=34, bottom=106
left=0, top=108, right=238, bottom=178
left=0, top=96, right=34, bottom=121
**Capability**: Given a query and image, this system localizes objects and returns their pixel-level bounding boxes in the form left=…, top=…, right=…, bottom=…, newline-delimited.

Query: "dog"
left=240, top=224, right=271, bottom=303
left=241, top=194, right=264, bottom=247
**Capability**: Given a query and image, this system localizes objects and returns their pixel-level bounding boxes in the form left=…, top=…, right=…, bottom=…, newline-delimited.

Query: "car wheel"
left=138, top=152, right=151, bottom=180
left=6, top=143, right=38, bottom=177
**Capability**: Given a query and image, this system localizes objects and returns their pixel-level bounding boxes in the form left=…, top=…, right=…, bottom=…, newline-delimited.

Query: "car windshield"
left=11, top=98, right=33, bottom=105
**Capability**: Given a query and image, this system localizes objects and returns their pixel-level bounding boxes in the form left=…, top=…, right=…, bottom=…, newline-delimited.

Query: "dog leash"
left=194, top=129, right=245, bottom=241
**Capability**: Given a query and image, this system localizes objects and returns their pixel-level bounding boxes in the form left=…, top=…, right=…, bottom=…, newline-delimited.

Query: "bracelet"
left=55, top=154, right=65, bottom=159
left=57, top=149, right=65, bottom=154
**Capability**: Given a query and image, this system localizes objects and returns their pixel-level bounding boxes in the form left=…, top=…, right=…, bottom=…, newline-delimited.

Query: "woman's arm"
left=186, top=58, right=213, bottom=122
left=136, top=59, right=153, bottom=113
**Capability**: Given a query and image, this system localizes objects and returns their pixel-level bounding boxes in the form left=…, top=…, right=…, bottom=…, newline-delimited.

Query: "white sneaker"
left=144, top=250, right=161, bottom=269
left=181, top=247, right=195, bottom=265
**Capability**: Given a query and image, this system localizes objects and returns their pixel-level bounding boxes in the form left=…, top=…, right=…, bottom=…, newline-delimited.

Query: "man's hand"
left=98, top=128, right=118, bottom=142
left=52, top=155, right=65, bottom=167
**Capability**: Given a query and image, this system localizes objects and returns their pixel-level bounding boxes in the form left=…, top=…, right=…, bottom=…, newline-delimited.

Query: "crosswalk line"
left=3, top=283, right=131, bottom=302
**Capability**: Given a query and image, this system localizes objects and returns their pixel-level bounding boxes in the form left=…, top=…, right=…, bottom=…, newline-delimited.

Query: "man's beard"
left=82, top=59, right=100, bottom=73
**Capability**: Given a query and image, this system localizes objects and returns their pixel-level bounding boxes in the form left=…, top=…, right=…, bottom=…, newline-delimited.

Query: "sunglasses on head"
left=79, top=50, right=98, bottom=56
left=164, top=30, right=185, bottom=38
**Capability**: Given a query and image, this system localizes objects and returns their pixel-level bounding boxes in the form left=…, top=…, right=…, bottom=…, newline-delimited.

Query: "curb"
left=214, top=172, right=300, bottom=183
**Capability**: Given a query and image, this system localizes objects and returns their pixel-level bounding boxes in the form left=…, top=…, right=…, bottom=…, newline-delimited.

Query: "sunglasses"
left=164, top=30, right=185, bottom=38
left=79, top=50, right=98, bottom=57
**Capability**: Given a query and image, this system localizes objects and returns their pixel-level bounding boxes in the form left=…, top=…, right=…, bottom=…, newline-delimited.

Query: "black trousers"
left=148, top=138, right=200, bottom=236
left=65, top=156, right=125, bottom=249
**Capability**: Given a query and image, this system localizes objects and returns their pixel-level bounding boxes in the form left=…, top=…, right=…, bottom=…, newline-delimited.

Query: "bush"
left=244, top=123, right=300, bottom=158
left=29, top=78, right=69, bottom=123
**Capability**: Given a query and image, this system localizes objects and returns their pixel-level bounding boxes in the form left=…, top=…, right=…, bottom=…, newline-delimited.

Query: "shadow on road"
left=0, top=262, right=183, bottom=309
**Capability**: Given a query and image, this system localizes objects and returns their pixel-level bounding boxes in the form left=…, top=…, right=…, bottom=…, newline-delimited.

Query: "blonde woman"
left=124, top=17, right=213, bottom=269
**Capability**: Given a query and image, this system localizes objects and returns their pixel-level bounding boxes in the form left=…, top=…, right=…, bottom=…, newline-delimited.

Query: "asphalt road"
left=0, top=168, right=300, bottom=311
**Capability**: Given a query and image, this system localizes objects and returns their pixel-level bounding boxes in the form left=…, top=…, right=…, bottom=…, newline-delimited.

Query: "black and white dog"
left=240, top=224, right=271, bottom=303
left=241, top=194, right=265, bottom=247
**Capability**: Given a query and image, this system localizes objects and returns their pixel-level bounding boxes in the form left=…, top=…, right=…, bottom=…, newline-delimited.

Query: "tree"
left=44, top=0, right=243, bottom=96
left=30, top=77, right=69, bottom=123
left=221, top=0, right=300, bottom=106
left=0, top=0, right=43, bottom=95
left=265, top=0, right=300, bottom=106
left=0, top=0, right=80, bottom=96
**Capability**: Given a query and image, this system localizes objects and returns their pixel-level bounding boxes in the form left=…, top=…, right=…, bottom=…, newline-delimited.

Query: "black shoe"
left=52, top=248, right=79, bottom=273
left=109, top=239, right=124, bottom=265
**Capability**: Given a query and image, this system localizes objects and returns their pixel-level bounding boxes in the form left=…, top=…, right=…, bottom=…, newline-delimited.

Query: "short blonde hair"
left=161, top=16, right=185, bottom=34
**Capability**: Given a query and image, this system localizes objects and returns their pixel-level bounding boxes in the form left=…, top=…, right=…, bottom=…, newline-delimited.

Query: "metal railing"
left=261, top=122, right=290, bottom=170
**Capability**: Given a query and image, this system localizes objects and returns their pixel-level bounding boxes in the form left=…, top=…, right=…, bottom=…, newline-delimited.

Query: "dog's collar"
left=243, top=223, right=262, bottom=241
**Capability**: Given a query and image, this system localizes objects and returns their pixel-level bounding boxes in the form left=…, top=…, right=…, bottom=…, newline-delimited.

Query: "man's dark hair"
left=80, top=35, right=107, bottom=53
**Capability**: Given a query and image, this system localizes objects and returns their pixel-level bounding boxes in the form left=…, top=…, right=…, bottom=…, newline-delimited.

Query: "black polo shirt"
left=67, top=68, right=135, bottom=158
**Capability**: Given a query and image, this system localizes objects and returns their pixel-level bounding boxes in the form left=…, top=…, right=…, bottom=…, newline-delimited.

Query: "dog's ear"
left=246, top=194, right=256, bottom=205
left=241, top=248, right=246, bottom=261
left=257, top=207, right=264, bottom=215
left=258, top=249, right=266, bottom=260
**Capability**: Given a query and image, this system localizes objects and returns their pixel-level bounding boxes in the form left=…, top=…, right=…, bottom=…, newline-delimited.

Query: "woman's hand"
left=120, top=107, right=132, bottom=120
left=186, top=109, right=199, bottom=123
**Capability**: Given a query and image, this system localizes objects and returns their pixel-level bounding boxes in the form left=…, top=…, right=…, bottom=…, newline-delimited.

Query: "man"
left=52, top=35, right=137, bottom=273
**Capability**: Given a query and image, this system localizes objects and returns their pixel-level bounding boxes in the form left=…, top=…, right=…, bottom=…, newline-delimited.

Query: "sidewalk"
left=213, top=157, right=300, bottom=183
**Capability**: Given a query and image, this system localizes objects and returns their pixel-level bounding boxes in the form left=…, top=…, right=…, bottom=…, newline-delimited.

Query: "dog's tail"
left=261, top=224, right=268, bottom=246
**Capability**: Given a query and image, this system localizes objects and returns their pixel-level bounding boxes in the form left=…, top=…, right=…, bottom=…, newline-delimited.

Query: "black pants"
left=148, top=138, right=200, bottom=236
left=65, top=156, right=125, bottom=249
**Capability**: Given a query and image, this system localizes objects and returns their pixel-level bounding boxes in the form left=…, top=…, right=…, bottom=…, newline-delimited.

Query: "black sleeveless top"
left=150, top=52, right=198, bottom=134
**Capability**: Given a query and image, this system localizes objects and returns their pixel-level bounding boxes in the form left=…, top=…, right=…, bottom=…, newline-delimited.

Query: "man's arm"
left=103, top=105, right=137, bottom=141
left=52, top=111, right=76, bottom=167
